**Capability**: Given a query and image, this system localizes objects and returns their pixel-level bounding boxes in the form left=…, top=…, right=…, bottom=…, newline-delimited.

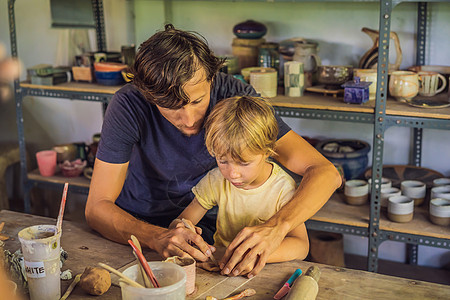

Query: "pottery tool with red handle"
left=273, top=268, right=302, bottom=299
left=128, top=239, right=160, bottom=288
left=206, top=288, right=256, bottom=300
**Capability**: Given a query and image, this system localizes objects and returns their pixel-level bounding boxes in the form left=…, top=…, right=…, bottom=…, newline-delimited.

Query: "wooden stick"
left=56, top=182, right=69, bottom=234
left=224, top=288, right=257, bottom=300
left=98, top=262, right=144, bottom=288
left=181, top=218, right=219, bottom=266
left=130, top=235, right=153, bottom=288
left=128, top=240, right=160, bottom=288
left=60, top=273, right=81, bottom=300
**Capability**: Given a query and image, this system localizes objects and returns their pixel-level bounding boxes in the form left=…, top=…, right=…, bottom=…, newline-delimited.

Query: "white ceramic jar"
left=380, top=187, right=401, bottom=210
left=431, top=185, right=450, bottom=200
left=432, top=178, right=450, bottom=187
left=401, top=180, right=426, bottom=206
left=368, top=177, right=392, bottom=193
left=429, top=198, right=450, bottom=226
left=344, top=180, right=369, bottom=205
left=388, top=195, right=414, bottom=223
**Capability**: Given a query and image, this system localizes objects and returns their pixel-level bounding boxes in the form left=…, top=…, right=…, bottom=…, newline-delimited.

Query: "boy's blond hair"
left=205, top=96, right=278, bottom=162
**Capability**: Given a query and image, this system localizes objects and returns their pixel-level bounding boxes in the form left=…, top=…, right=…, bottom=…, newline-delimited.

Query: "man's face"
left=156, top=68, right=211, bottom=136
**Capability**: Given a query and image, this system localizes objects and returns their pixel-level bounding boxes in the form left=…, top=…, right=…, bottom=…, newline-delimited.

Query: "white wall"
left=1, top=0, right=449, bottom=268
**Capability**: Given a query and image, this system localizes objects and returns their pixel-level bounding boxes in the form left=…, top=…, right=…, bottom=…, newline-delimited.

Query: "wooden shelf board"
left=311, top=193, right=370, bottom=228
left=27, top=168, right=90, bottom=188
left=379, top=204, right=450, bottom=240
left=270, top=92, right=450, bottom=120
left=313, top=193, right=450, bottom=240
left=20, top=81, right=122, bottom=94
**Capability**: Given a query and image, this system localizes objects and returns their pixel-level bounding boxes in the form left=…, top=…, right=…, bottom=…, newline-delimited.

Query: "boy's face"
left=156, top=68, right=211, bottom=136
left=216, top=149, right=272, bottom=190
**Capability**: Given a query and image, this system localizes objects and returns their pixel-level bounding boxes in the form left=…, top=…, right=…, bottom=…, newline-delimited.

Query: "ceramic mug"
left=430, top=185, right=450, bottom=200
left=354, top=69, right=377, bottom=101
left=432, top=178, right=450, bottom=187
left=429, top=198, right=450, bottom=226
left=389, top=71, right=419, bottom=102
left=344, top=179, right=369, bottom=205
left=388, top=195, right=414, bottom=223
left=380, top=187, right=401, bottom=210
left=417, top=71, right=447, bottom=96
left=401, top=180, right=426, bottom=206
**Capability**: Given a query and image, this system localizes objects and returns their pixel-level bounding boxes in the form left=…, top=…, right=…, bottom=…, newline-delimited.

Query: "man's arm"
left=85, top=158, right=212, bottom=261
left=220, top=130, right=341, bottom=277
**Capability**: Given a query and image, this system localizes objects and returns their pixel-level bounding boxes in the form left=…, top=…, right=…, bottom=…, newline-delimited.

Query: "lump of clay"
left=79, top=266, right=111, bottom=296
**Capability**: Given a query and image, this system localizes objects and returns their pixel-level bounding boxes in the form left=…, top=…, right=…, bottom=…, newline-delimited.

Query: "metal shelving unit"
left=8, top=0, right=449, bottom=273
left=8, top=0, right=111, bottom=213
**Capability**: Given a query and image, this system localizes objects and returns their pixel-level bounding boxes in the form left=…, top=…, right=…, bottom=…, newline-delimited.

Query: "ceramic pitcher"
left=293, top=42, right=321, bottom=73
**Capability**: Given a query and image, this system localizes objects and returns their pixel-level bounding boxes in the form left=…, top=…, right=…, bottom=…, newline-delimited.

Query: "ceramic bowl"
left=240, top=67, right=266, bottom=83
left=317, top=65, right=354, bottom=87
left=59, top=159, right=87, bottom=177
left=94, top=62, right=127, bottom=72
left=95, top=70, right=124, bottom=86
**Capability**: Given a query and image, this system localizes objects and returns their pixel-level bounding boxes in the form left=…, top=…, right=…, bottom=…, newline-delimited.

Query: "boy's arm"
left=169, top=198, right=209, bottom=230
left=267, top=223, right=309, bottom=263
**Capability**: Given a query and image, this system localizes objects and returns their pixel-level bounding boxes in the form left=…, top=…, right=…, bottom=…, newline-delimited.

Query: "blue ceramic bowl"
left=95, top=70, right=124, bottom=86
left=316, top=139, right=371, bottom=180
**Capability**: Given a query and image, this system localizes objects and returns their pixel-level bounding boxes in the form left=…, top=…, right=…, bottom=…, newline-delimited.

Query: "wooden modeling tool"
left=130, top=235, right=153, bottom=288
left=128, top=240, right=160, bottom=288
left=60, top=273, right=81, bottom=300
left=56, top=182, right=69, bottom=234
left=98, top=262, right=144, bottom=288
left=285, top=266, right=321, bottom=300
left=206, top=288, right=257, bottom=300
left=181, top=218, right=219, bottom=266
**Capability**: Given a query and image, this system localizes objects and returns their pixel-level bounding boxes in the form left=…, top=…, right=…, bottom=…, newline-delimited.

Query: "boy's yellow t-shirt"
left=192, top=162, right=296, bottom=247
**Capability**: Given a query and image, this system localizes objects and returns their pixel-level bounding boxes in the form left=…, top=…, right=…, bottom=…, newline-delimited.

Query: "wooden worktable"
left=1, top=210, right=449, bottom=299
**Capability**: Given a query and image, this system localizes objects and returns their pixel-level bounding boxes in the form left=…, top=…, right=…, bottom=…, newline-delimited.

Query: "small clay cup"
left=401, top=180, right=426, bottom=206
left=388, top=195, right=414, bottom=223
left=344, top=180, right=369, bottom=205
left=433, top=178, right=450, bottom=187
left=429, top=198, right=450, bottom=226
left=368, top=177, right=392, bottom=193
left=380, top=187, right=401, bottom=211
left=430, top=185, right=450, bottom=200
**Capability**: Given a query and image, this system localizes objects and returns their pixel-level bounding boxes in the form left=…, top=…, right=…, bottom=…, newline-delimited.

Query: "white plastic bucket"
left=18, top=225, right=61, bottom=300
left=120, top=262, right=186, bottom=300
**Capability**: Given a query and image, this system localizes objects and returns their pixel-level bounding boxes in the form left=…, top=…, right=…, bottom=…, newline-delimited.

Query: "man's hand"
left=150, top=226, right=214, bottom=262
left=219, top=222, right=286, bottom=278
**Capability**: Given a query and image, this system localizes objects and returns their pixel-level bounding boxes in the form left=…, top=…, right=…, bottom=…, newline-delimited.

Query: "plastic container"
left=18, top=225, right=61, bottom=300
left=120, top=262, right=186, bottom=300
left=36, top=150, right=57, bottom=177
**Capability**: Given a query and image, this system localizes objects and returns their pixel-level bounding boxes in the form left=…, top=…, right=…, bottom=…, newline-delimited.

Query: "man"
left=85, top=24, right=341, bottom=278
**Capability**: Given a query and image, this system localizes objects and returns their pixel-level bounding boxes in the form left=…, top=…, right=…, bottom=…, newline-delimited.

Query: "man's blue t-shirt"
left=96, top=72, right=291, bottom=219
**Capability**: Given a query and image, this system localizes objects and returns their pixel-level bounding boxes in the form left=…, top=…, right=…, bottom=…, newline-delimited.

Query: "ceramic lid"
left=342, top=77, right=372, bottom=88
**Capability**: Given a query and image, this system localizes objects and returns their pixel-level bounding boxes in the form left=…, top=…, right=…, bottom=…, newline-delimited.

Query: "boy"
left=170, top=96, right=309, bottom=275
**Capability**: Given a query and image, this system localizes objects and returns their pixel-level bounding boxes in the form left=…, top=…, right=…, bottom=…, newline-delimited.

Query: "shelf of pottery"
left=9, top=0, right=449, bottom=272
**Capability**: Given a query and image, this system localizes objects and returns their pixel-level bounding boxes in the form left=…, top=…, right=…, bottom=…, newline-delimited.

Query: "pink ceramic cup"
left=36, top=150, right=57, bottom=176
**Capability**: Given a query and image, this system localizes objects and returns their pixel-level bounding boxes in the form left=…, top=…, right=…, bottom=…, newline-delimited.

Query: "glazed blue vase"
left=315, top=139, right=371, bottom=180
left=233, top=20, right=267, bottom=39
